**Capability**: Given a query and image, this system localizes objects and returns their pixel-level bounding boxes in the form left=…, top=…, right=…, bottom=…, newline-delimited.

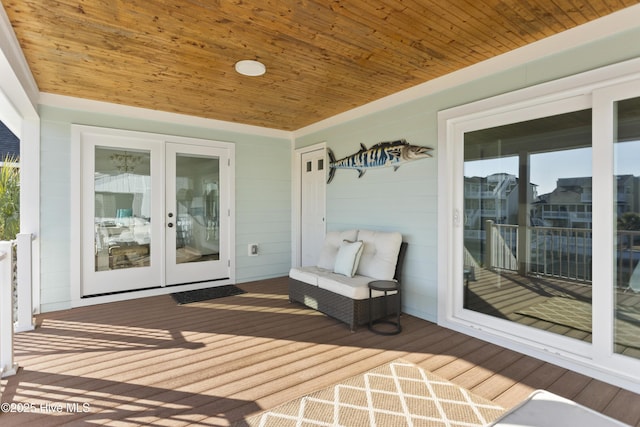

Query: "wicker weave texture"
left=288, top=278, right=400, bottom=331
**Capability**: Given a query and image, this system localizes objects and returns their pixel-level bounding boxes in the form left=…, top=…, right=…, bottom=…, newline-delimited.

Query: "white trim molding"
left=40, top=93, right=292, bottom=140
left=0, top=4, right=41, bottom=319
left=0, top=4, right=39, bottom=121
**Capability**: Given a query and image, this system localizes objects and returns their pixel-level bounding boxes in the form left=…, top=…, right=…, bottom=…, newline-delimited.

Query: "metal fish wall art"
left=327, top=139, right=433, bottom=183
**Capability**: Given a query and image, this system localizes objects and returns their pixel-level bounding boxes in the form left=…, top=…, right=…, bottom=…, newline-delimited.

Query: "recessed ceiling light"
left=235, top=59, right=266, bottom=76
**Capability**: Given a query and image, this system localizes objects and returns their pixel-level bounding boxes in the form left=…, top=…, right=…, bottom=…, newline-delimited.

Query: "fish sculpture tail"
left=327, top=148, right=337, bottom=184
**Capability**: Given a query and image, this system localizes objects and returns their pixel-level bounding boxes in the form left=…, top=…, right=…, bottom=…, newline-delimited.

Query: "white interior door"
left=165, top=142, right=231, bottom=285
left=300, top=149, right=326, bottom=266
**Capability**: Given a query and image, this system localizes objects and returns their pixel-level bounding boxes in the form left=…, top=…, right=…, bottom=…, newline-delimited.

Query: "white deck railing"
left=0, top=241, right=17, bottom=377
left=1, top=233, right=34, bottom=378
left=529, top=226, right=593, bottom=282
left=486, top=223, right=640, bottom=286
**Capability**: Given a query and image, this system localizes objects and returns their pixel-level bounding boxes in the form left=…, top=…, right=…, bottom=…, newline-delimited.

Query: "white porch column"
left=15, top=233, right=34, bottom=332
left=517, top=151, right=531, bottom=276
left=485, top=220, right=494, bottom=269
left=0, top=241, right=17, bottom=377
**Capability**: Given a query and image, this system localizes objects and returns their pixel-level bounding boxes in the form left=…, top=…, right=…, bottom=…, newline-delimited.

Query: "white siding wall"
left=38, top=106, right=291, bottom=312
left=296, top=109, right=441, bottom=321
left=235, top=139, right=292, bottom=282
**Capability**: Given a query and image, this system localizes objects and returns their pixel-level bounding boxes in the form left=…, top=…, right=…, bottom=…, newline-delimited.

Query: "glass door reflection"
left=165, top=142, right=230, bottom=286
left=94, top=147, right=152, bottom=272
left=463, top=109, right=594, bottom=342
left=174, top=153, right=220, bottom=264
left=614, top=96, right=640, bottom=359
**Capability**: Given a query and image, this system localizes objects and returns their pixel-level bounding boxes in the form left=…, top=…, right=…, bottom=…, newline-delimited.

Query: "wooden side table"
left=368, top=280, right=402, bottom=335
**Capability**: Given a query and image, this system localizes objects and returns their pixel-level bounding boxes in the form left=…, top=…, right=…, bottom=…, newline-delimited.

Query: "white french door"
left=79, top=128, right=232, bottom=297
left=165, top=142, right=230, bottom=285
left=81, top=133, right=162, bottom=296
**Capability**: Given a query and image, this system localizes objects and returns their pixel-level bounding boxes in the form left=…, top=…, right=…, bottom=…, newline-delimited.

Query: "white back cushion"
left=316, top=230, right=358, bottom=269
left=355, top=230, right=402, bottom=280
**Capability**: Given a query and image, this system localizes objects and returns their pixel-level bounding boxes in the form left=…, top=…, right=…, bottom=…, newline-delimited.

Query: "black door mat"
left=171, top=285, right=246, bottom=305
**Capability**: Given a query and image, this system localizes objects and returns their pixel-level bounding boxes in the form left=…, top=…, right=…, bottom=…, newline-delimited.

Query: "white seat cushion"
left=316, top=230, right=358, bottom=270
left=289, top=266, right=333, bottom=286
left=317, top=274, right=398, bottom=300
left=355, top=230, right=402, bottom=280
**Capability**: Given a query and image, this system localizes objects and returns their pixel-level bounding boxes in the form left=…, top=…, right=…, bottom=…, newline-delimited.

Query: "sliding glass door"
left=441, top=74, right=640, bottom=389
left=463, top=109, right=594, bottom=341
left=612, top=95, right=640, bottom=360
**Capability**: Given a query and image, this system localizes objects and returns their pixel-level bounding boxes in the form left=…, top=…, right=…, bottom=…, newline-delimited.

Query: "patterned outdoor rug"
left=517, top=297, right=640, bottom=349
left=171, top=285, right=246, bottom=304
left=238, top=360, right=505, bottom=427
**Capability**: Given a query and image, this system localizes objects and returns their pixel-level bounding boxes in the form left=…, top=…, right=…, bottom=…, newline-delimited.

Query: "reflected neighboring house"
left=464, top=172, right=534, bottom=231
left=533, top=175, right=640, bottom=229
left=0, top=121, right=19, bottom=162
left=463, top=173, right=536, bottom=265
left=534, top=177, right=593, bottom=229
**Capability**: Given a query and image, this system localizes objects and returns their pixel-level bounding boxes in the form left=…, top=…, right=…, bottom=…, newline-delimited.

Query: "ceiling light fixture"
left=234, top=59, right=266, bottom=77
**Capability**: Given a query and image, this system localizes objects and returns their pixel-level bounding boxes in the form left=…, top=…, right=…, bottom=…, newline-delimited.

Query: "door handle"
left=168, top=222, right=174, bottom=228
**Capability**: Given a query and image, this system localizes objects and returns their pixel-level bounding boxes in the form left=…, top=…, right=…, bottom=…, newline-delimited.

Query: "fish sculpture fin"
left=359, top=143, right=368, bottom=152
left=371, top=140, right=405, bottom=149
left=327, top=148, right=336, bottom=184
left=393, top=166, right=401, bottom=171
left=357, top=169, right=366, bottom=178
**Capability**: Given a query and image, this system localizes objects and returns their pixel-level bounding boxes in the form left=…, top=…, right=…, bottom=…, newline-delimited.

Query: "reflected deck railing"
left=487, top=224, right=640, bottom=287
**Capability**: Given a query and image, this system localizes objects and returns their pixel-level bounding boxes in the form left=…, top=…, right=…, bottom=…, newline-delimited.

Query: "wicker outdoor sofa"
left=288, top=229, right=407, bottom=331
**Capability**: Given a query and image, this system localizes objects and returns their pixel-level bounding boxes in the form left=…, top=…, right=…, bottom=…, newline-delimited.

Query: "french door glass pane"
left=463, top=110, right=593, bottom=341
left=175, top=154, right=220, bottom=264
left=614, top=96, right=640, bottom=359
left=94, top=147, right=151, bottom=271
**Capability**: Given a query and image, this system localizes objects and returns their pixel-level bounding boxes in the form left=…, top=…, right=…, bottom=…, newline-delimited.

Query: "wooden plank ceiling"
left=3, top=0, right=639, bottom=131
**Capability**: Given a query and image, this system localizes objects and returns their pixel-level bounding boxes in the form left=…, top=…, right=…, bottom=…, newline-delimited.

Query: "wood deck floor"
left=2, top=276, right=640, bottom=426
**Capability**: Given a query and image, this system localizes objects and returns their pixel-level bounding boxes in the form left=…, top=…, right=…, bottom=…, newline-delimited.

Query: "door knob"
left=168, top=212, right=174, bottom=218
left=168, top=223, right=174, bottom=228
